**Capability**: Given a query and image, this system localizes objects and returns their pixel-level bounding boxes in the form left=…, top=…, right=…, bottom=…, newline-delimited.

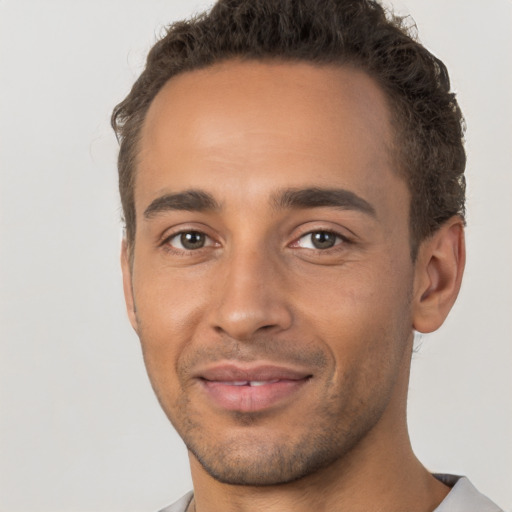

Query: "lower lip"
left=200, top=379, right=309, bottom=412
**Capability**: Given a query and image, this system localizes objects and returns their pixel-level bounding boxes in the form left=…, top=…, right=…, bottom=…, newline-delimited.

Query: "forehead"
left=136, top=60, right=404, bottom=216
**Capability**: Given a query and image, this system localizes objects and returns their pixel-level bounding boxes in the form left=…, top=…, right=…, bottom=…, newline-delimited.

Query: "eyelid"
left=159, top=226, right=219, bottom=252
left=292, top=229, right=348, bottom=249
left=170, top=231, right=213, bottom=248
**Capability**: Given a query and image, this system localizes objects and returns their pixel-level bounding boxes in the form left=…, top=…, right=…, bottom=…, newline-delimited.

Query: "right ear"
left=121, top=239, right=138, bottom=333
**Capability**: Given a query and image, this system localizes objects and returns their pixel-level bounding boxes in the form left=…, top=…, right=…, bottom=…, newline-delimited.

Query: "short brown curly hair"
left=112, top=0, right=466, bottom=258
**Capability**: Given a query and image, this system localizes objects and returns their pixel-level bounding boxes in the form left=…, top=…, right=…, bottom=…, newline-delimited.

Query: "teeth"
left=216, top=380, right=280, bottom=386
left=249, top=379, right=279, bottom=386
left=216, top=381, right=249, bottom=386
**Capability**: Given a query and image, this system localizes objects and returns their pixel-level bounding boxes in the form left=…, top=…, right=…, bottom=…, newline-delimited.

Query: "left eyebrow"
left=271, top=187, right=376, bottom=217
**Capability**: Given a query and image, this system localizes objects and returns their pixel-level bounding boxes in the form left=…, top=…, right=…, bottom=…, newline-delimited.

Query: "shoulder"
left=157, top=491, right=193, bottom=512
left=434, top=475, right=504, bottom=512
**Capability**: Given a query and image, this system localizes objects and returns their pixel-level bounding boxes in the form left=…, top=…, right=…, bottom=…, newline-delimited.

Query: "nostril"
left=211, top=292, right=294, bottom=340
left=212, top=319, right=283, bottom=342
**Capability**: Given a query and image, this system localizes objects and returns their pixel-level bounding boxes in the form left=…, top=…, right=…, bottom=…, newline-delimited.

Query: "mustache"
left=178, top=337, right=329, bottom=376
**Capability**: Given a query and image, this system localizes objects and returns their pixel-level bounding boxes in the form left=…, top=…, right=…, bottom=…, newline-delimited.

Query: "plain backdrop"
left=0, top=1, right=511, bottom=511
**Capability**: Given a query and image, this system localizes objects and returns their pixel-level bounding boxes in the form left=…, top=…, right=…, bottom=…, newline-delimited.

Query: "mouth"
left=196, top=363, right=312, bottom=413
left=209, top=379, right=282, bottom=386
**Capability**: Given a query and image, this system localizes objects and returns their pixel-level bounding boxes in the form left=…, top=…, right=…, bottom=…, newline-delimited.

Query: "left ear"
left=412, top=216, right=466, bottom=333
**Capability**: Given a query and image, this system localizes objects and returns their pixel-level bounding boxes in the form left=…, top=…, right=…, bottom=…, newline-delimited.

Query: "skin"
left=121, top=60, right=465, bottom=512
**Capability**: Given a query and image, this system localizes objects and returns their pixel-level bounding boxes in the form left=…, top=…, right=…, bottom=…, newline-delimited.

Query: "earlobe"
left=121, top=240, right=139, bottom=333
left=412, top=217, right=466, bottom=333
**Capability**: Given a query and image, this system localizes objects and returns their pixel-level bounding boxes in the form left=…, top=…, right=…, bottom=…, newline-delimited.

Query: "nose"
left=210, top=247, right=293, bottom=341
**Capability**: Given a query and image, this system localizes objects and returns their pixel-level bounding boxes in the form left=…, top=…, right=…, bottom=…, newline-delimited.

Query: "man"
left=112, top=1, right=503, bottom=511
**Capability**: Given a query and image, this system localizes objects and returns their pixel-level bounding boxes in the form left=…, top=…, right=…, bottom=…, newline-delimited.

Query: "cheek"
left=299, top=271, right=413, bottom=421
left=294, top=261, right=413, bottom=363
left=131, top=268, right=210, bottom=392
left=133, top=258, right=209, bottom=333
left=298, top=258, right=412, bottom=320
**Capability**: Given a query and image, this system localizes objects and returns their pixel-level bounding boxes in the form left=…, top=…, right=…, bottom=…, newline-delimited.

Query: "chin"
left=183, top=420, right=365, bottom=486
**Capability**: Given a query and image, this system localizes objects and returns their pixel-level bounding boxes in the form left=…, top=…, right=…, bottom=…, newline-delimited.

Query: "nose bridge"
left=211, top=240, right=292, bottom=340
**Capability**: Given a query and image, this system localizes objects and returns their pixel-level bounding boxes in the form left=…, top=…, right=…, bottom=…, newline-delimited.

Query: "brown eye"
left=310, top=232, right=337, bottom=249
left=181, top=232, right=205, bottom=249
left=167, top=231, right=210, bottom=250
left=295, top=231, right=343, bottom=250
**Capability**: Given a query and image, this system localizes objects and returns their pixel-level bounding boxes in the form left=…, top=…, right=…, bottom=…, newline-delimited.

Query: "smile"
left=196, top=364, right=312, bottom=413
left=213, top=380, right=280, bottom=386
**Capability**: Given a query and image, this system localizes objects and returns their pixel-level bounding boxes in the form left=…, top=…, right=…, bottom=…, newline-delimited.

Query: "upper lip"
left=196, top=363, right=312, bottom=382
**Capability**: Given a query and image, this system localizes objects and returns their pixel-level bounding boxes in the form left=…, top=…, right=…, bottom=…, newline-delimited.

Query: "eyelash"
left=160, top=228, right=351, bottom=255
left=292, top=229, right=351, bottom=251
left=160, top=230, right=217, bottom=255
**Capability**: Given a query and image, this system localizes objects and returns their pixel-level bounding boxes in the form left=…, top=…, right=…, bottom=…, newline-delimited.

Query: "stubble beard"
left=161, top=369, right=394, bottom=487
left=139, top=319, right=411, bottom=487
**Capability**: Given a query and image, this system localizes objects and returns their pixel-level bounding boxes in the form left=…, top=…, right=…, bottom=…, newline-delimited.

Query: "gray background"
left=1, top=0, right=511, bottom=510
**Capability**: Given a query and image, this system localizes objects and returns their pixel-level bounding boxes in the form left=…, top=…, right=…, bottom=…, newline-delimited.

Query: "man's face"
left=124, top=61, right=416, bottom=485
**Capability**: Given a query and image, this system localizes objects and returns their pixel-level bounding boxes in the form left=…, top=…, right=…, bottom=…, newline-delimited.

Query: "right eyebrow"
left=271, top=187, right=377, bottom=217
left=143, top=189, right=220, bottom=219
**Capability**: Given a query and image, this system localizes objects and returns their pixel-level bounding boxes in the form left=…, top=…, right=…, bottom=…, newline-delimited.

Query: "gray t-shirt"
left=433, top=475, right=503, bottom=512
left=158, top=475, right=503, bottom=512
